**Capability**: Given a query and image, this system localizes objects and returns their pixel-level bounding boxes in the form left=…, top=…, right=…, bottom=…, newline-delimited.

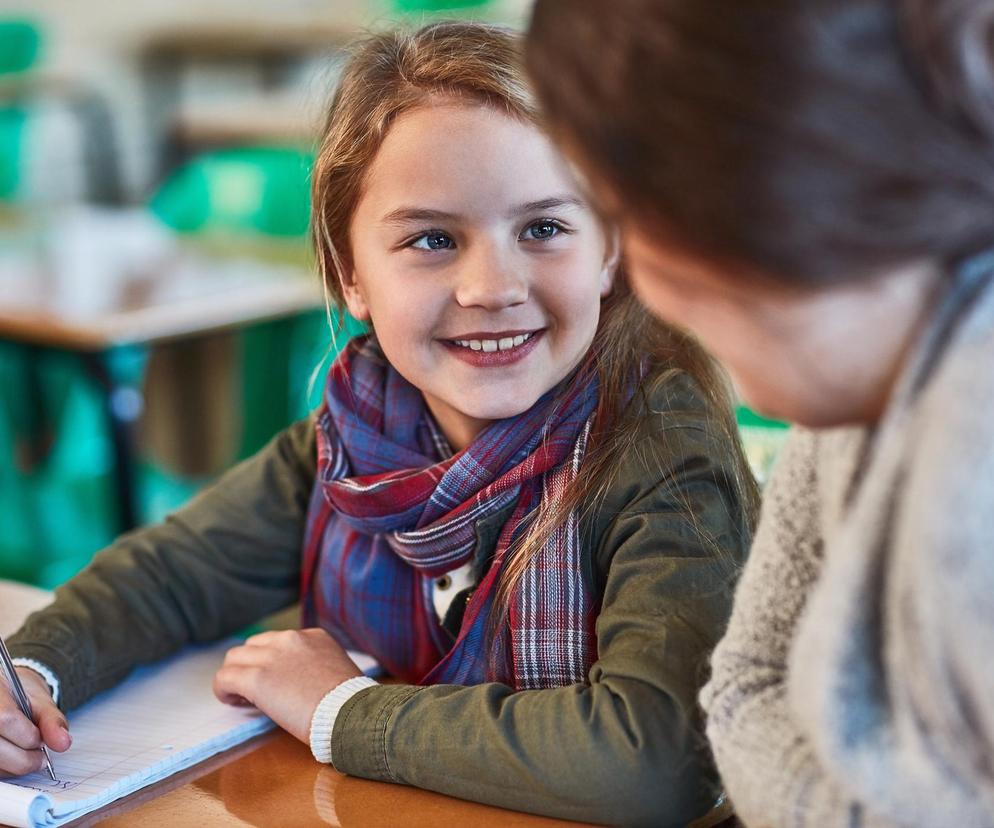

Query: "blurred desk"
left=0, top=207, right=323, bottom=531
left=0, top=248, right=321, bottom=350
left=171, top=97, right=321, bottom=153
left=142, top=20, right=359, bottom=61
left=65, top=729, right=588, bottom=828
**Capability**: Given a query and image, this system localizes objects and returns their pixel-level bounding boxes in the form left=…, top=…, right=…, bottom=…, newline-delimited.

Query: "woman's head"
left=312, top=23, right=616, bottom=449
left=527, top=0, right=994, bottom=425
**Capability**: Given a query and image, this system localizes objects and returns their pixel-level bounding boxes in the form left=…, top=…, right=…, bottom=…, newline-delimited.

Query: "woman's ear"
left=338, top=266, right=372, bottom=322
left=600, top=227, right=622, bottom=297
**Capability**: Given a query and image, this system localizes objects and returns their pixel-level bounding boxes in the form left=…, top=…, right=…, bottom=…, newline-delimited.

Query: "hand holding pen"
left=0, top=636, right=70, bottom=780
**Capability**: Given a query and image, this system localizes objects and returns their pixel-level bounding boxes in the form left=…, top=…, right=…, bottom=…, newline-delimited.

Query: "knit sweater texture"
left=703, top=253, right=994, bottom=828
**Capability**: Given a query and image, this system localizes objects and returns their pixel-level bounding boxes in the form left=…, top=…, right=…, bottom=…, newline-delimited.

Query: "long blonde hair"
left=311, top=22, right=759, bottom=627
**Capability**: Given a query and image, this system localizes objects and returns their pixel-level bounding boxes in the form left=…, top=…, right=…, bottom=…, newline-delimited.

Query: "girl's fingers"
left=243, top=630, right=283, bottom=647
left=0, top=736, right=44, bottom=777
left=213, top=665, right=258, bottom=706
left=222, top=644, right=269, bottom=668
left=0, top=705, right=42, bottom=751
left=37, top=706, right=72, bottom=754
left=12, top=669, right=73, bottom=753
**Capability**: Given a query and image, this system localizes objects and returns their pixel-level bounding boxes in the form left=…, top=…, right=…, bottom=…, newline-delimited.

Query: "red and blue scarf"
left=300, top=335, right=600, bottom=689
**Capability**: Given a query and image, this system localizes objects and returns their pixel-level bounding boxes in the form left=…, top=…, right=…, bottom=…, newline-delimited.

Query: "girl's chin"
left=457, top=400, right=536, bottom=422
left=448, top=386, right=545, bottom=423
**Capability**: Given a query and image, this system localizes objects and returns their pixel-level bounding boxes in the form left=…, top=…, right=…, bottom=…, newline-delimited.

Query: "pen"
left=0, top=634, right=58, bottom=782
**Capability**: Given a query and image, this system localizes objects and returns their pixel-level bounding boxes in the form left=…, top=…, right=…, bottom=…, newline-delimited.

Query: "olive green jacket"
left=9, top=375, right=750, bottom=827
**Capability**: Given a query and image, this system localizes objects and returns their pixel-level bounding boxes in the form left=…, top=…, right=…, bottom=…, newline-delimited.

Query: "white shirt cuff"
left=11, top=658, right=60, bottom=706
left=309, top=676, right=379, bottom=765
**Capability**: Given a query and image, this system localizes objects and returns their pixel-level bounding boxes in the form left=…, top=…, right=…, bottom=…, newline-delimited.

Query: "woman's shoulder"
left=905, top=288, right=994, bottom=539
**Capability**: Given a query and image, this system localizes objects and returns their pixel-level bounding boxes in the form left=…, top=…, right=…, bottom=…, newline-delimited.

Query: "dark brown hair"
left=311, top=22, right=759, bottom=621
left=526, top=0, right=994, bottom=284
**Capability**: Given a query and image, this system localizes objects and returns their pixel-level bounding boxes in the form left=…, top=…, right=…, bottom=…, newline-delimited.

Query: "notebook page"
left=0, top=641, right=274, bottom=828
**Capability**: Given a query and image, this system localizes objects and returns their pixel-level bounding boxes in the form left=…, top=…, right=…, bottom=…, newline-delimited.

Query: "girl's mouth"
left=441, top=329, right=544, bottom=367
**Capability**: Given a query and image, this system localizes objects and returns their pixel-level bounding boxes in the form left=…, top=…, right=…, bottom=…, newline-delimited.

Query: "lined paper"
left=0, top=642, right=274, bottom=828
left=0, top=583, right=381, bottom=828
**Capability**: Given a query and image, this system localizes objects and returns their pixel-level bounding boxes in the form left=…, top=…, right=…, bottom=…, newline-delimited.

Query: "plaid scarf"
left=300, top=335, right=600, bottom=689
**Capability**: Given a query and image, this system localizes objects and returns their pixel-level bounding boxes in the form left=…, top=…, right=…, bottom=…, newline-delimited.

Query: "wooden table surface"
left=63, top=729, right=589, bottom=828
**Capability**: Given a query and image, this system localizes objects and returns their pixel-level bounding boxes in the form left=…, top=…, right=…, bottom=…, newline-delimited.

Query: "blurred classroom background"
left=0, top=0, right=786, bottom=589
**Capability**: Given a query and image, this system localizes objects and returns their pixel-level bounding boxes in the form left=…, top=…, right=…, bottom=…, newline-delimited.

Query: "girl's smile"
left=440, top=328, right=543, bottom=367
left=341, top=101, right=617, bottom=450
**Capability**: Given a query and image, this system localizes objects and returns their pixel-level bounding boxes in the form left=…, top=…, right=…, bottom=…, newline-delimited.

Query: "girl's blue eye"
left=411, top=232, right=454, bottom=251
left=521, top=220, right=562, bottom=241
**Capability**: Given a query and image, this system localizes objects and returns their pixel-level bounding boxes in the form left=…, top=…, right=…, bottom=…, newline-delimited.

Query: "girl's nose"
left=453, top=246, right=529, bottom=310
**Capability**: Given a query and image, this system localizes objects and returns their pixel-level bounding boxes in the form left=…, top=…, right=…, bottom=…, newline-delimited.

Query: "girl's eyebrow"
left=380, top=207, right=457, bottom=227
left=379, top=195, right=585, bottom=227
left=510, top=196, right=585, bottom=216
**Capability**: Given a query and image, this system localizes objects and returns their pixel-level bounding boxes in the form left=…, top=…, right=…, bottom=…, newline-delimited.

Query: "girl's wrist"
left=308, top=676, right=380, bottom=765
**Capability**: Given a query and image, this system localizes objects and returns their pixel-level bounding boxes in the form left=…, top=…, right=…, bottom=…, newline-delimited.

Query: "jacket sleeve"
left=328, top=423, right=749, bottom=828
left=7, top=417, right=317, bottom=711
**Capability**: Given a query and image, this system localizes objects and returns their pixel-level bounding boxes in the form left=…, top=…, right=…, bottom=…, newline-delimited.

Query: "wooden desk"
left=63, top=729, right=588, bottom=828
left=0, top=250, right=321, bottom=351
left=0, top=212, right=322, bottom=350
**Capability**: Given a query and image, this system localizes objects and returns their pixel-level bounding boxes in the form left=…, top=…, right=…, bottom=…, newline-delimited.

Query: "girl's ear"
left=600, top=227, right=622, bottom=297
left=338, top=265, right=372, bottom=322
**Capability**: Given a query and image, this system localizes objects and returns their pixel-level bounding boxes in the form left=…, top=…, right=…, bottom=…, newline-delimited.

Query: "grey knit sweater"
left=702, top=252, right=994, bottom=828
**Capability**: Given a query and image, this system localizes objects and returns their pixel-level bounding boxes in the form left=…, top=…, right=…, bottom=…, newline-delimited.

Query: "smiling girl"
left=2, top=23, right=756, bottom=826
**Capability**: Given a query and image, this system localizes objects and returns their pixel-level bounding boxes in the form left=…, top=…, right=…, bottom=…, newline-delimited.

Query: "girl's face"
left=343, top=102, right=615, bottom=449
left=622, top=225, right=942, bottom=428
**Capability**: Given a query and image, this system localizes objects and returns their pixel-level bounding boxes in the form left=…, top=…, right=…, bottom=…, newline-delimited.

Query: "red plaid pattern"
left=300, top=336, right=600, bottom=688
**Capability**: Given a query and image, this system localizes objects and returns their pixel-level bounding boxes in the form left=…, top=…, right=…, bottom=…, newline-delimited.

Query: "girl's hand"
left=0, top=667, right=71, bottom=776
left=213, top=629, right=363, bottom=744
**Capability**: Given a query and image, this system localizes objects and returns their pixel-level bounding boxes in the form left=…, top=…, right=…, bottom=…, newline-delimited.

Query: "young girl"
left=1, top=22, right=756, bottom=826
left=528, top=0, right=994, bottom=825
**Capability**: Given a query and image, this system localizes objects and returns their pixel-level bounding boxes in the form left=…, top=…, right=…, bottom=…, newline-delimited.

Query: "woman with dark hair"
left=528, top=0, right=994, bottom=825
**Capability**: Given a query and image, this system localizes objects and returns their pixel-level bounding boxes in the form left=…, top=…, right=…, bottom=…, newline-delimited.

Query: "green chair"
left=0, top=20, right=41, bottom=201
left=0, top=343, right=131, bottom=587
left=149, top=146, right=313, bottom=238
left=0, top=20, right=42, bottom=76
left=0, top=106, right=26, bottom=199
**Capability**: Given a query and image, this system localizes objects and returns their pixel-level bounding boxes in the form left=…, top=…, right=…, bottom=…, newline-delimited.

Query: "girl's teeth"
left=453, top=332, right=534, bottom=352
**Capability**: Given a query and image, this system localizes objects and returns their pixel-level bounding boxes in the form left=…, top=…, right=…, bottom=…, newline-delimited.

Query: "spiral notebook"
left=0, top=641, right=275, bottom=828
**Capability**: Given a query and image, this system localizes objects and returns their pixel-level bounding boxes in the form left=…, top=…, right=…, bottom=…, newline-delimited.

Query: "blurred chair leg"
left=12, top=345, right=55, bottom=473
left=79, top=351, right=141, bottom=533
